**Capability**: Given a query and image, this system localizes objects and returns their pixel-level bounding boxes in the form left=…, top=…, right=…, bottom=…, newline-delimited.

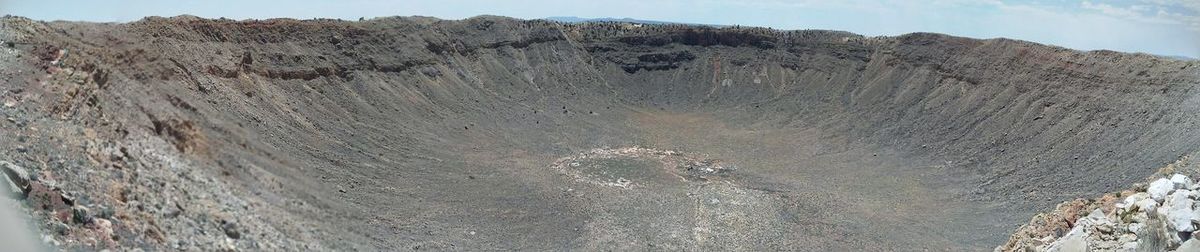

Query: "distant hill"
left=542, top=16, right=724, bottom=27
left=1164, top=55, right=1198, bottom=61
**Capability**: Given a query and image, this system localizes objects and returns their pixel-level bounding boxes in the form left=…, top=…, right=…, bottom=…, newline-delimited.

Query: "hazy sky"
left=2, top=0, right=1197, bottom=58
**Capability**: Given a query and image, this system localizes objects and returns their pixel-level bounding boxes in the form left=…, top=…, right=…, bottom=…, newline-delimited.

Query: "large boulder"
left=1150, top=178, right=1176, bottom=201
left=1162, top=190, right=1196, bottom=232
left=1172, top=174, right=1195, bottom=190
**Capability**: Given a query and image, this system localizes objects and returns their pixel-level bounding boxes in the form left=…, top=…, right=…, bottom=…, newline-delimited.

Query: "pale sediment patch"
left=550, top=146, right=733, bottom=189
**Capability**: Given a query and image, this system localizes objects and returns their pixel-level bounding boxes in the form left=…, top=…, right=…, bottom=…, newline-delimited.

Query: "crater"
left=4, top=15, right=1199, bottom=251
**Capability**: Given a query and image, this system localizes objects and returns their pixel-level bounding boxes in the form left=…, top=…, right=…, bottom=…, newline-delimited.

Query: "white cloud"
left=1080, top=0, right=1199, bottom=29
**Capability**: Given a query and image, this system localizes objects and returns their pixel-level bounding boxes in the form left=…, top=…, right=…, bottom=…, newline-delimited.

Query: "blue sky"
left=2, top=0, right=1197, bottom=58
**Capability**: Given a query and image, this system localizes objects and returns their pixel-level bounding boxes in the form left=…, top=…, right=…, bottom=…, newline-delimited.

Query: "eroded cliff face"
left=0, top=15, right=1197, bottom=250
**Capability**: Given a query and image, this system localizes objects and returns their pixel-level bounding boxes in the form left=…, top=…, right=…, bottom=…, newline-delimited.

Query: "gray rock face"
left=70, top=205, right=92, bottom=225
left=0, top=161, right=28, bottom=198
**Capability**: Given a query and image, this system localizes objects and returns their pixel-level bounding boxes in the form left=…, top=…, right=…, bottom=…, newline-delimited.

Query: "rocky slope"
left=0, top=15, right=1198, bottom=250
left=999, top=156, right=1200, bottom=251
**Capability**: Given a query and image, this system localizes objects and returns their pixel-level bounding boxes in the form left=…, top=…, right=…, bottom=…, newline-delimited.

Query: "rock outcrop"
left=1000, top=169, right=1200, bottom=251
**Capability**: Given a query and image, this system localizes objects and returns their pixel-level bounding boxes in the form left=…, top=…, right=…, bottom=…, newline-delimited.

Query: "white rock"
left=1174, top=174, right=1196, bottom=190
left=1086, top=209, right=1106, bottom=220
left=1121, top=242, right=1138, bottom=251
left=1165, top=190, right=1197, bottom=232
left=1046, top=224, right=1089, bottom=252
left=1118, top=233, right=1137, bottom=243
left=1128, top=223, right=1144, bottom=233
left=1124, top=192, right=1150, bottom=206
left=1193, top=206, right=1200, bottom=224
left=1149, top=178, right=1175, bottom=201
left=1180, top=237, right=1200, bottom=252
left=1131, top=212, right=1150, bottom=224
left=1084, top=209, right=1114, bottom=228
left=1121, top=193, right=1152, bottom=215
left=1135, top=198, right=1158, bottom=213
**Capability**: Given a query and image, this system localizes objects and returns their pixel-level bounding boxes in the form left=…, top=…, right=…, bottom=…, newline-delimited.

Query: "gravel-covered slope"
left=1, top=15, right=1198, bottom=250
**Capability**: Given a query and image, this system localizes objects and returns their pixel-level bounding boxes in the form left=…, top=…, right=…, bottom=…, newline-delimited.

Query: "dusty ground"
left=0, top=15, right=1198, bottom=250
